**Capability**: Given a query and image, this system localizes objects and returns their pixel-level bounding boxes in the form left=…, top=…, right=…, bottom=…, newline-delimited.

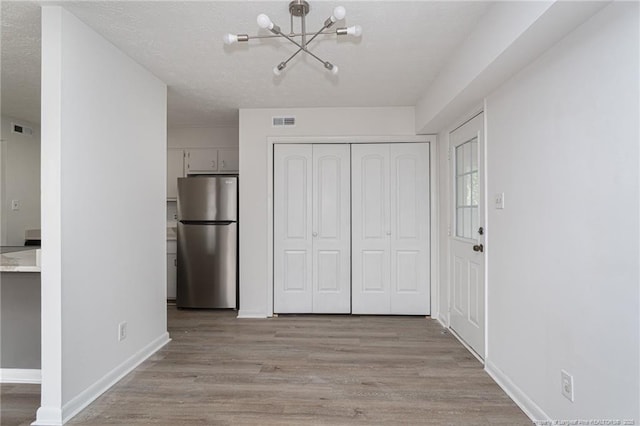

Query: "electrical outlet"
left=118, top=322, right=127, bottom=342
left=11, top=200, right=20, bottom=211
left=495, top=193, right=505, bottom=209
left=561, top=370, right=574, bottom=402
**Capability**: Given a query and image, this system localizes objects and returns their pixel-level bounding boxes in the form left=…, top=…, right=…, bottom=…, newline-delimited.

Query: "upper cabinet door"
left=312, top=144, right=351, bottom=314
left=351, top=144, right=391, bottom=314
left=389, top=143, right=430, bottom=315
left=185, top=148, right=218, bottom=174
left=274, top=144, right=313, bottom=313
left=167, top=149, right=184, bottom=200
left=218, top=148, right=239, bottom=172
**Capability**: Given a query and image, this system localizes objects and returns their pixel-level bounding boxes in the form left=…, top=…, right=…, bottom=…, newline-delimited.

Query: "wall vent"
left=11, top=122, right=33, bottom=136
left=272, top=116, right=296, bottom=127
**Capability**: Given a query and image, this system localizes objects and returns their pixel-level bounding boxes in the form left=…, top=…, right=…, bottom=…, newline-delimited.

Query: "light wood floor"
left=3, top=307, right=531, bottom=425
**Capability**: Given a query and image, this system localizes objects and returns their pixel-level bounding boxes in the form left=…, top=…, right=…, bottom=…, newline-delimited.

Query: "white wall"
left=427, top=2, right=640, bottom=422
left=167, top=126, right=238, bottom=149
left=415, top=1, right=608, bottom=134
left=0, top=116, right=40, bottom=246
left=37, top=7, right=169, bottom=424
left=238, top=107, right=415, bottom=317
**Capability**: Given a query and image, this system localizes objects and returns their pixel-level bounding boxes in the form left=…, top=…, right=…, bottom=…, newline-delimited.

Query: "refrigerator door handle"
left=180, top=220, right=235, bottom=225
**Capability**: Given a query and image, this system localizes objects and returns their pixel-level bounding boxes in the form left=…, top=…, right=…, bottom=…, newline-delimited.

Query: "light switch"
left=495, top=193, right=505, bottom=209
left=11, top=200, right=20, bottom=211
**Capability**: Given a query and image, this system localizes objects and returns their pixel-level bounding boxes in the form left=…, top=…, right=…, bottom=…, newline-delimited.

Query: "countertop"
left=1, top=248, right=41, bottom=272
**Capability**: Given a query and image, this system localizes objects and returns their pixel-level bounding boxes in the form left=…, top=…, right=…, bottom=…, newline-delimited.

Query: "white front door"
left=352, top=143, right=430, bottom=315
left=449, top=113, right=485, bottom=357
left=274, top=144, right=351, bottom=314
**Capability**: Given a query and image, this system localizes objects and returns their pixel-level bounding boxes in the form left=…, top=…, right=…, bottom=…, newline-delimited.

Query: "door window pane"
left=463, top=142, right=472, bottom=174
left=455, top=137, right=479, bottom=239
left=463, top=174, right=472, bottom=206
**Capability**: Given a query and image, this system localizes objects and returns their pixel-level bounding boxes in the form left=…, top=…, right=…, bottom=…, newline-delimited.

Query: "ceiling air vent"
left=11, top=122, right=33, bottom=136
left=272, top=116, right=296, bottom=127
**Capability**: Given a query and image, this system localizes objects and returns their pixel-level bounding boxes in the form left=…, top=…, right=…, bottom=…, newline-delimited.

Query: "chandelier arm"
left=306, top=23, right=331, bottom=45
left=274, top=30, right=307, bottom=51
left=280, top=46, right=305, bottom=67
left=302, top=47, right=331, bottom=67
left=248, top=30, right=334, bottom=40
left=278, top=23, right=331, bottom=67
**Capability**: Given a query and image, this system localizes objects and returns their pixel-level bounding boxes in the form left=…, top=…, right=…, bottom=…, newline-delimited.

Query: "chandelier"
left=223, top=0, right=362, bottom=76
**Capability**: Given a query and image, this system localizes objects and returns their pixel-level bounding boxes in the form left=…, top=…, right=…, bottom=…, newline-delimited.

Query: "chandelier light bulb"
left=223, top=33, right=238, bottom=45
left=331, top=65, right=339, bottom=75
left=273, top=66, right=281, bottom=76
left=346, top=25, right=362, bottom=37
left=257, top=13, right=273, bottom=30
left=331, top=6, right=346, bottom=22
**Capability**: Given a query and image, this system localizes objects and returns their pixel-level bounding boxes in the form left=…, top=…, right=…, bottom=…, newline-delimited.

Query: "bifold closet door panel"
left=274, top=144, right=313, bottom=313
left=389, top=143, right=430, bottom=315
left=312, top=144, right=351, bottom=313
left=351, top=144, right=392, bottom=314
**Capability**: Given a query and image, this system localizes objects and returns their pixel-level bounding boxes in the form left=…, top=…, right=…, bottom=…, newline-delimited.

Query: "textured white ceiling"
left=1, top=1, right=493, bottom=127
left=1, top=1, right=42, bottom=126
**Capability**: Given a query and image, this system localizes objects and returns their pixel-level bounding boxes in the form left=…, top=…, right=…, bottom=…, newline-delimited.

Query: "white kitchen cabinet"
left=218, top=148, right=239, bottom=172
left=185, top=148, right=218, bottom=174
left=351, top=143, right=430, bottom=315
left=183, top=148, right=239, bottom=174
left=167, top=240, right=177, bottom=300
left=273, top=144, right=351, bottom=314
left=167, top=149, right=185, bottom=199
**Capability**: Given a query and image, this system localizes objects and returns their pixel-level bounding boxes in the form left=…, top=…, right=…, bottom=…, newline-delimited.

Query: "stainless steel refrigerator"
left=177, top=176, right=238, bottom=309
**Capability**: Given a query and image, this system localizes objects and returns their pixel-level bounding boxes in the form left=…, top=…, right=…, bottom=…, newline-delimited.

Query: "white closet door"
left=351, top=144, right=391, bottom=314
left=274, top=145, right=313, bottom=313
left=312, top=145, right=351, bottom=313
left=389, top=143, right=430, bottom=315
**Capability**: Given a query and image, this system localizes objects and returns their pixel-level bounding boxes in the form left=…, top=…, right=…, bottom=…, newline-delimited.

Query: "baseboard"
left=448, top=327, right=484, bottom=364
left=237, top=310, right=267, bottom=319
left=59, top=332, right=171, bottom=424
left=436, top=314, right=448, bottom=328
left=32, top=407, right=63, bottom=426
left=0, top=368, right=41, bottom=384
left=485, top=359, right=550, bottom=423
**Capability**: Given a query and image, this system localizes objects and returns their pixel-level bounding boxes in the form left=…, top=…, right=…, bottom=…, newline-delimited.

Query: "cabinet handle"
left=221, top=160, right=225, bottom=169
left=174, top=258, right=177, bottom=266
left=312, top=232, right=318, bottom=237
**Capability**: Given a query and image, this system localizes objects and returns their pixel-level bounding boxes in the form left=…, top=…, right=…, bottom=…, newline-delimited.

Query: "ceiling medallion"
left=224, top=0, right=362, bottom=76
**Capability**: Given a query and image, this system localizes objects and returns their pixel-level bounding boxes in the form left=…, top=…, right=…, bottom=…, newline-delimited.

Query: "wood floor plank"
left=2, top=307, right=531, bottom=425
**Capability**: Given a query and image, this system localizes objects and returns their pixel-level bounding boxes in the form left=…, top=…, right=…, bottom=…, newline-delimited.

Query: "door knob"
left=473, top=244, right=484, bottom=253
left=312, top=232, right=318, bottom=237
